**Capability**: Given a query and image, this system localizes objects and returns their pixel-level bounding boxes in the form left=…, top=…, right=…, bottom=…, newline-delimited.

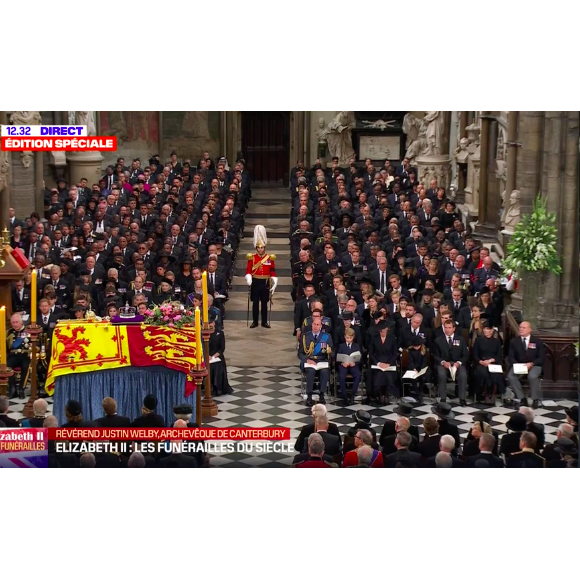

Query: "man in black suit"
left=294, top=283, right=316, bottom=337
left=433, top=319, right=469, bottom=405
left=94, top=397, right=131, bottom=427
left=0, top=396, right=19, bottom=427
left=384, top=431, right=423, bottom=468
left=473, top=256, right=501, bottom=293
left=11, top=278, right=31, bottom=315
left=398, top=313, right=430, bottom=349
left=499, top=412, right=527, bottom=460
left=380, top=416, right=419, bottom=456
left=520, top=406, right=545, bottom=451
left=206, top=259, right=227, bottom=313
left=294, top=404, right=341, bottom=452
left=416, top=417, right=441, bottom=461
left=466, top=433, right=505, bottom=467
left=379, top=403, right=421, bottom=448
left=426, top=435, right=463, bottom=467
left=300, top=415, right=342, bottom=458
left=370, top=256, right=390, bottom=295
left=506, top=320, right=545, bottom=409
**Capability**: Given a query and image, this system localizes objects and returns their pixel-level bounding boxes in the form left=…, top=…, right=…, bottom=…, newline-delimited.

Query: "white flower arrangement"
left=503, top=195, right=562, bottom=277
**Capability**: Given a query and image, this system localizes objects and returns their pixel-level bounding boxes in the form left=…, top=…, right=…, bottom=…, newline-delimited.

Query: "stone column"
left=219, top=111, right=227, bottom=156
left=536, top=111, right=579, bottom=331
left=510, top=112, right=545, bottom=326
left=66, top=112, right=104, bottom=187
left=304, top=111, right=311, bottom=166
left=0, top=111, right=10, bottom=229
left=505, top=111, right=518, bottom=198
left=225, top=111, right=236, bottom=162
left=476, top=112, right=491, bottom=228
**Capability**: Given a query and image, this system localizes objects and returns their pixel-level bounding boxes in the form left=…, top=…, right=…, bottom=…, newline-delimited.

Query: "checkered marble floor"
left=4, top=370, right=577, bottom=467
left=203, top=366, right=578, bottom=467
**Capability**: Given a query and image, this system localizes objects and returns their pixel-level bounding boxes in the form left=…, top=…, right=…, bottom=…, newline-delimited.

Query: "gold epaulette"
left=270, top=253, right=276, bottom=260
left=246, top=253, right=253, bottom=260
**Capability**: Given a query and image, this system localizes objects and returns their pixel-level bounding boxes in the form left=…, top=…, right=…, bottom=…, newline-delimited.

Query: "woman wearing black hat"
left=546, top=438, right=578, bottom=468
left=131, top=394, right=165, bottom=427
left=473, top=321, right=505, bottom=404
left=368, top=320, right=399, bottom=404
left=401, top=259, right=419, bottom=294
left=154, top=277, right=174, bottom=305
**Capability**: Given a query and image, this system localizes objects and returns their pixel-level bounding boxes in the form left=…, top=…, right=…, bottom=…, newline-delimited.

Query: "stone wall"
left=161, top=111, right=221, bottom=163
left=10, top=151, right=36, bottom=217
left=99, top=111, right=160, bottom=168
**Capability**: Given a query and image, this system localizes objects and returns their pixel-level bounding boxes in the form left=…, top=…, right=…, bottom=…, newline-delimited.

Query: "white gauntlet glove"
left=270, top=276, right=278, bottom=293
left=245, top=274, right=252, bottom=286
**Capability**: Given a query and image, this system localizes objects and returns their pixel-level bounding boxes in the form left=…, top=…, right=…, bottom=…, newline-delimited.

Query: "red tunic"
left=245, top=252, right=276, bottom=279
left=342, top=448, right=384, bottom=468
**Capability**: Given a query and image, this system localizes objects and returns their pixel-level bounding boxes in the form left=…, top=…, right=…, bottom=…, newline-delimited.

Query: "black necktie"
left=380, top=273, right=385, bottom=293
left=522, top=337, right=527, bottom=349
left=448, top=336, right=453, bottom=348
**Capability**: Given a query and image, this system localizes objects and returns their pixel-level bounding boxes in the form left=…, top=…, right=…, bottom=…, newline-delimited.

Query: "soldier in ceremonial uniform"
left=245, top=225, right=278, bottom=328
left=6, top=313, right=31, bottom=399
left=506, top=431, right=546, bottom=468
left=298, top=317, right=333, bottom=406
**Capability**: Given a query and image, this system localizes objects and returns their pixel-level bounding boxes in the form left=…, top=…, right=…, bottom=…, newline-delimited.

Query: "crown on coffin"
left=120, top=302, right=137, bottom=318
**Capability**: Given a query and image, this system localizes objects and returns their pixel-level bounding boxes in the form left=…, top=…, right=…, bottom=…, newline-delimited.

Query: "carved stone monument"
left=315, top=117, right=328, bottom=159
left=406, top=111, right=451, bottom=188
left=501, top=189, right=521, bottom=234
left=325, top=111, right=356, bottom=165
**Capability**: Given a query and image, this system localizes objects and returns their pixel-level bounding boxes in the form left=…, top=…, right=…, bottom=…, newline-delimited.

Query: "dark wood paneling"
left=242, top=112, right=289, bottom=185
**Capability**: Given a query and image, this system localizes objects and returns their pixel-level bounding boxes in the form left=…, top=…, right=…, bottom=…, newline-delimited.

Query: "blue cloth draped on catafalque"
left=52, top=366, right=195, bottom=427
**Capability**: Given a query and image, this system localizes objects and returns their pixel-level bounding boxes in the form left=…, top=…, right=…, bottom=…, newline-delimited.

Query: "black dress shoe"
left=319, top=395, right=326, bottom=404
left=305, top=398, right=314, bottom=407
left=460, top=399, right=467, bottom=407
left=532, top=399, right=541, bottom=409
left=440, top=397, right=447, bottom=403
left=18, top=389, right=25, bottom=399
left=261, top=323, right=271, bottom=328
left=250, top=322, right=258, bottom=328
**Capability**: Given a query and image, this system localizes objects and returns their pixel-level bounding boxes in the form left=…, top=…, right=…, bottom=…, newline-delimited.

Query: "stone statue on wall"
left=501, top=189, right=521, bottom=233
left=21, top=152, right=33, bottom=169
left=10, top=111, right=42, bottom=126
left=0, top=150, right=9, bottom=192
left=76, top=111, right=96, bottom=136
left=325, top=111, right=356, bottom=165
left=10, top=111, right=41, bottom=168
left=402, top=112, right=427, bottom=165
left=315, top=117, right=328, bottom=159
left=454, top=137, right=469, bottom=164
left=423, top=111, right=443, bottom=155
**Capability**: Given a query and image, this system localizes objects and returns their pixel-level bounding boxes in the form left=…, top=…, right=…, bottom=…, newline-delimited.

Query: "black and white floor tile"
left=5, top=367, right=576, bottom=467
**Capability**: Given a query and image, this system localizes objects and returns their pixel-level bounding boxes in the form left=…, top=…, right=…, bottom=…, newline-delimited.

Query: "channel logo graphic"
left=0, top=428, right=48, bottom=468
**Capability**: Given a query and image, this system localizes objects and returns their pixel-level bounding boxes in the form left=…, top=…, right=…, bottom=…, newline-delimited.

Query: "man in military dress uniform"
left=245, top=225, right=278, bottom=328
left=298, top=317, right=333, bottom=406
left=6, top=313, right=31, bottom=399
left=506, top=431, right=546, bottom=468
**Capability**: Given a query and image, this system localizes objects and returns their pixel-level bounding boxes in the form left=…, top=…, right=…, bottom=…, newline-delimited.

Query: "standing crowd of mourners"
left=289, top=156, right=546, bottom=411
left=7, top=152, right=250, bottom=401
